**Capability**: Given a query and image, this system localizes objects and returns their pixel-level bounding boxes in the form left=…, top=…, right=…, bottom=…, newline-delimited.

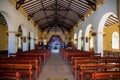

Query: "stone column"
left=8, top=31, right=17, bottom=57
left=30, top=37, right=35, bottom=50
left=95, top=32, right=103, bottom=56
left=22, top=36, right=28, bottom=51
left=84, top=36, right=89, bottom=51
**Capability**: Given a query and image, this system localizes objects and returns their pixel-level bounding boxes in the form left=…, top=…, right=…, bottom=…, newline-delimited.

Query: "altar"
left=48, top=35, right=64, bottom=54
left=51, top=44, right=60, bottom=53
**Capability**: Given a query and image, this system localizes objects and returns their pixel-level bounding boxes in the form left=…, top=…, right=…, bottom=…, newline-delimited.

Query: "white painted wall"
left=77, top=0, right=117, bottom=56
left=0, top=0, right=38, bottom=56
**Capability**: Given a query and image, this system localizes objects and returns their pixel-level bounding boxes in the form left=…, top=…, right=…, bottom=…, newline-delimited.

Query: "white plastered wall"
left=77, top=0, right=117, bottom=56
left=0, top=0, right=38, bottom=56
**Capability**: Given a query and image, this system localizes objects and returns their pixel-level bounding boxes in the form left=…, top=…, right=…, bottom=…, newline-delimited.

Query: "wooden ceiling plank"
left=84, top=0, right=96, bottom=11
left=16, top=0, right=25, bottom=9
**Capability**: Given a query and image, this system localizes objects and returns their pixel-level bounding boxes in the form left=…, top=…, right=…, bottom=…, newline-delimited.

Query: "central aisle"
left=38, top=53, right=74, bottom=80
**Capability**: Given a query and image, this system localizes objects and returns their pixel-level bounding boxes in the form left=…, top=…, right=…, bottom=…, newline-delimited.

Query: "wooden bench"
left=72, top=58, right=120, bottom=80
left=14, top=53, right=46, bottom=64
left=79, top=64, right=120, bottom=80
left=64, top=51, right=100, bottom=63
left=0, top=72, right=21, bottom=80
left=0, top=64, right=33, bottom=80
left=10, top=54, right=42, bottom=74
left=0, top=58, right=39, bottom=80
left=92, top=71, right=120, bottom=80
left=73, top=59, right=104, bottom=80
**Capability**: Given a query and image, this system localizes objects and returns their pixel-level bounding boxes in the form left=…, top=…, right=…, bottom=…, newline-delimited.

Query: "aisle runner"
left=47, top=78, right=68, bottom=80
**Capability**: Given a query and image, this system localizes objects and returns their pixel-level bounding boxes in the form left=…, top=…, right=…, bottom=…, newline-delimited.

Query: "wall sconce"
left=41, top=37, right=43, bottom=39
left=103, top=34, right=106, bottom=36
left=75, top=39, right=78, bottom=41
left=34, top=39, right=37, bottom=41
left=81, top=37, right=84, bottom=40
left=27, top=36, right=31, bottom=40
left=92, top=32, right=96, bottom=36
left=86, top=37, right=88, bottom=43
left=22, top=36, right=26, bottom=42
left=15, top=33, right=21, bottom=37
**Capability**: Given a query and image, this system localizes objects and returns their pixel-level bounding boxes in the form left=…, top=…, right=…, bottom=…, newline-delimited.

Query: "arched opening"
left=78, top=30, right=83, bottom=50
left=43, top=31, right=47, bottom=49
left=0, top=13, right=8, bottom=57
left=16, top=25, right=23, bottom=52
left=98, top=12, right=119, bottom=56
left=103, top=14, right=119, bottom=52
left=73, top=33, right=77, bottom=48
left=0, top=11, right=14, bottom=57
left=85, top=24, right=95, bottom=51
left=89, top=27, right=95, bottom=51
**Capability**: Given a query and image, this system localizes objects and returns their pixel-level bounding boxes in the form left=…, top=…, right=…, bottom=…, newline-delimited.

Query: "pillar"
left=22, top=36, right=28, bottom=51
left=30, top=38, right=35, bottom=50
left=95, top=33, right=103, bottom=56
left=8, top=32, right=17, bottom=57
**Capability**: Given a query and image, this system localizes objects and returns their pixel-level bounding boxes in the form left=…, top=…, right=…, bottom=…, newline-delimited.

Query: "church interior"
left=0, top=0, right=120, bottom=80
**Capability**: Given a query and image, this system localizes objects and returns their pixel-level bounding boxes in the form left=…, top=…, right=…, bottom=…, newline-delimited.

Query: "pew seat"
left=92, top=71, right=120, bottom=80
left=0, top=72, right=21, bottom=80
left=0, top=64, right=33, bottom=80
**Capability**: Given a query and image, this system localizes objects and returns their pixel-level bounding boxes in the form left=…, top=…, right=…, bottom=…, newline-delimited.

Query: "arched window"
left=112, top=32, right=119, bottom=49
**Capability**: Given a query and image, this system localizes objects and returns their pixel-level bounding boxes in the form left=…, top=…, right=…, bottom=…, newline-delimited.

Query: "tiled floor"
left=38, top=53, right=74, bottom=80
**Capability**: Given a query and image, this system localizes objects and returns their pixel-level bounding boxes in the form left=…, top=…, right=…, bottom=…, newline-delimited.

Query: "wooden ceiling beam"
left=35, top=14, right=55, bottom=24
left=57, top=4, right=84, bottom=21
left=27, top=3, right=55, bottom=17
left=85, top=0, right=96, bottom=11
left=16, top=0, right=25, bottom=10
left=72, top=0, right=90, bottom=10
left=40, top=20, right=55, bottom=28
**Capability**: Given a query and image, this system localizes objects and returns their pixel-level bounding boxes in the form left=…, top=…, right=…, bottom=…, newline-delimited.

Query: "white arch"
left=17, top=24, right=28, bottom=51
left=98, top=12, right=117, bottom=32
left=0, top=11, right=15, bottom=57
left=18, top=23, right=27, bottom=36
left=97, top=12, right=117, bottom=56
left=0, top=11, right=14, bottom=31
left=85, top=24, right=93, bottom=51
left=78, top=30, right=83, bottom=50
left=74, top=33, right=77, bottom=44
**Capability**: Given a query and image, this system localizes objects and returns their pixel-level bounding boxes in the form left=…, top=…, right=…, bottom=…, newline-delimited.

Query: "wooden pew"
left=79, top=64, right=120, bottom=80
left=0, top=58, right=39, bottom=80
left=14, top=53, right=46, bottom=64
left=62, top=49, right=100, bottom=63
left=10, top=57, right=42, bottom=74
left=10, top=54, right=42, bottom=74
left=72, top=58, right=120, bottom=80
left=73, top=59, right=104, bottom=80
left=92, top=71, right=120, bottom=80
left=24, top=49, right=51, bottom=60
left=0, top=72, right=21, bottom=80
left=0, top=64, right=33, bottom=80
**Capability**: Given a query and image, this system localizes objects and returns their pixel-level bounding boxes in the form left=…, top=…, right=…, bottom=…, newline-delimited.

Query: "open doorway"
left=0, top=13, right=8, bottom=57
